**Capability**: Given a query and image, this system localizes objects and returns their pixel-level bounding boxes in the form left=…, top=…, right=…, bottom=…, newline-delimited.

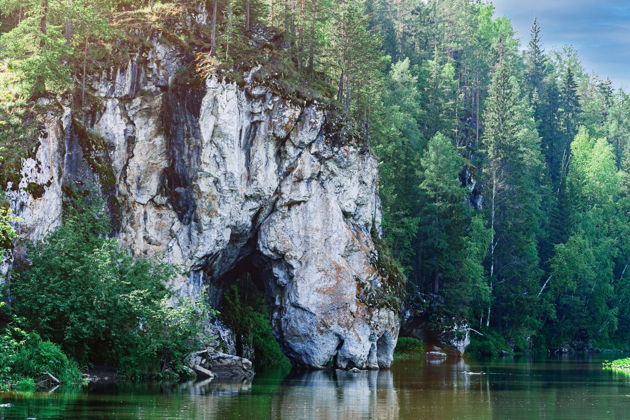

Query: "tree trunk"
left=337, top=69, right=344, bottom=103
left=210, top=0, right=218, bottom=56
left=82, top=36, right=89, bottom=110
left=63, top=19, right=72, bottom=65
left=225, top=0, right=232, bottom=59
left=271, top=0, right=275, bottom=27
left=487, top=169, right=497, bottom=328
left=65, top=19, right=72, bottom=44
left=245, top=1, right=251, bottom=31
left=345, top=73, right=351, bottom=115
left=306, top=0, right=317, bottom=75
left=33, top=0, right=49, bottom=95
left=476, top=80, right=480, bottom=145
left=40, top=0, right=48, bottom=39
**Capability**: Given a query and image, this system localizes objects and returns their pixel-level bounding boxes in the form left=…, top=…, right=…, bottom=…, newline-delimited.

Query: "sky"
left=491, top=0, right=630, bottom=90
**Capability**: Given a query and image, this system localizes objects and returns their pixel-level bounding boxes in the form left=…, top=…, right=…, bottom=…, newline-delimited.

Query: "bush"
left=603, top=358, right=630, bottom=372
left=466, top=329, right=512, bottom=357
left=11, top=198, right=215, bottom=379
left=222, top=283, right=290, bottom=371
left=14, top=378, right=36, bottom=392
left=13, top=334, right=83, bottom=384
left=120, top=292, right=216, bottom=380
left=394, top=337, right=424, bottom=354
left=0, top=326, right=82, bottom=391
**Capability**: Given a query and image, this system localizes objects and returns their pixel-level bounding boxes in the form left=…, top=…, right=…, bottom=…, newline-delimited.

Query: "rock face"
left=4, top=36, right=399, bottom=369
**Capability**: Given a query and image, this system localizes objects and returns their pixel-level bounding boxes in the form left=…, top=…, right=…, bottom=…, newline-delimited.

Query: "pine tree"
left=417, top=132, right=490, bottom=319
left=329, top=0, right=384, bottom=123
left=372, top=59, right=423, bottom=274
left=482, top=52, right=544, bottom=339
left=557, top=67, right=582, bottom=183
left=525, top=19, right=546, bottom=108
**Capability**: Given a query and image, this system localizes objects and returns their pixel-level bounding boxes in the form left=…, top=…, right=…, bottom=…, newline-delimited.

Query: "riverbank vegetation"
left=222, top=283, right=291, bottom=371
left=604, top=358, right=630, bottom=373
left=0, top=198, right=214, bottom=389
left=394, top=337, right=425, bottom=360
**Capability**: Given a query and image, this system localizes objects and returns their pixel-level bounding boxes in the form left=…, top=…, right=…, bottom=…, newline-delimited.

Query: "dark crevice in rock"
left=243, top=121, right=260, bottom=182
left=161, top=75, right=204, bottom=225
left=119, top=105, right=138, bottom=197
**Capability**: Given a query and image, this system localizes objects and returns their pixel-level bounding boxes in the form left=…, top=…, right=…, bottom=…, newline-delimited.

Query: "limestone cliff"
left=4, top=33, right=399, bottom=369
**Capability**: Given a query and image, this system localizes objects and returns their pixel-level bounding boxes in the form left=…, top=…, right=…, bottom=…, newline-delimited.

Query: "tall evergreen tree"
left=417, top=132, right=490, bottom=319
left=482, top=52, right=544, bottom=339
left=557, top=67, right=582, bottom=183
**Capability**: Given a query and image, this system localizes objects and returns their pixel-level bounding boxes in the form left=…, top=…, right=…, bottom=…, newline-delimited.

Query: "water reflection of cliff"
left=271, top=370, right=399, bottom=419
left=174, top=359, right=493, bottom=419
left=164, top=369, right=399, bottom=419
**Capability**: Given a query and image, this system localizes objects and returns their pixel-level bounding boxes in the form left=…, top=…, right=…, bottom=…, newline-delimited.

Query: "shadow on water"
left=3, top=355, right=630, bottom=419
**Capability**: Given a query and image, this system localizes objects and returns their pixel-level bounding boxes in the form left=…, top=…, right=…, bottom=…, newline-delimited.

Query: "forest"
left=2, top=0, right=630, bottom=389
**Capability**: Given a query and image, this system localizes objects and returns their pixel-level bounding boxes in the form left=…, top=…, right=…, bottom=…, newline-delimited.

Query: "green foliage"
left=604, top=358, right=630, bottom=371
left=14, top=377, right=36, bottom=392
left=369, top=0, right=630, bottom=353
left=222, top=283, right=290, bottom=371
left=416, top=133, right=490, bottom=319
left=371, top=59, right=423, bottom=273
left=0, top=205, right=18, bottom=257
left=394, top=337, right=424, bottom=359
left=11, top=198, right=214, bottom=379
left=12, top=333, right=82, bottom=384
left=0, top=325, right=82, bottom=391
left=482, top=52, right=544, bottom=339
left=466, top=330, right=512, bottom=357
left=4, top=0, right=630, bottom=359
left=545, top=128, right=623, bottom=349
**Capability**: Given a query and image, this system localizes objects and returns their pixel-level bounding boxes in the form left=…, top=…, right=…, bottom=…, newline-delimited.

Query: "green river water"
left=1, top=356, right=629, bottom=419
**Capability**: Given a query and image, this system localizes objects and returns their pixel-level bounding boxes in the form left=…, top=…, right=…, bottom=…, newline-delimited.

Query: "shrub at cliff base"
left=0, top=316, right=82, bottom=391
left=222, top=284, right=291, bottom=371
left=466, top=329, right=513, bottom=357
left=10, top=199, right=214, bottom=380
left=394, top=337, right=424, bottom=360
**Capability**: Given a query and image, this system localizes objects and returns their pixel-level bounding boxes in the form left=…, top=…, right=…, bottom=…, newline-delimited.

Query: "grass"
left=603, top=358, right=630, bottom=372
left=394, top=337, right=424, bottom=360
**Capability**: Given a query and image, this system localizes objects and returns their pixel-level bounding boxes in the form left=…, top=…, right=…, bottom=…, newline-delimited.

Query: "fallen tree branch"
left=537, top=275, right=552, bottom=297
left=469, top=328, right=484, bottom=336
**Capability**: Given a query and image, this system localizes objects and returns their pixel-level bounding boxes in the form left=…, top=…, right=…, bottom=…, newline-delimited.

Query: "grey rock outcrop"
left=5, top=36, right=399, bottom=369
left=188, top=350, right=254, bottom=380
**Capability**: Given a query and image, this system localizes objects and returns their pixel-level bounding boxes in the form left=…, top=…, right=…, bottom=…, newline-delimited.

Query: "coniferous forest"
left=3, top=0, right=630, bottom=399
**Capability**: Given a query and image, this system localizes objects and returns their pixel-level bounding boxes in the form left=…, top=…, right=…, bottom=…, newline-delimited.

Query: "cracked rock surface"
left=5, top=40, right=399, bottom=369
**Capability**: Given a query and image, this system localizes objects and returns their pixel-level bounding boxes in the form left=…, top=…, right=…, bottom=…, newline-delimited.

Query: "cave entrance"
left=211, top=254, right=290, bottom=370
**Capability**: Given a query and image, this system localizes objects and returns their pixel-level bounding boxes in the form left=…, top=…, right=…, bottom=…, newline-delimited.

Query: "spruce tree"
left=417, top=132, right=490, bottom=319
left=482, top=52, right=544, bottom=339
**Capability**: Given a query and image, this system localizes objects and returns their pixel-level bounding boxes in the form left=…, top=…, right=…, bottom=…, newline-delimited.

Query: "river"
left=1, top=355, right=628, bottom=419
